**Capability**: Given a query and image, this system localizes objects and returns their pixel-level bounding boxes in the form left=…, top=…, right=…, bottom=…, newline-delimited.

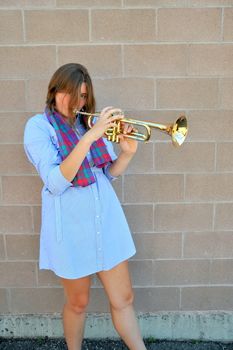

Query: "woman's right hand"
left=85, top=106, right=123, bottom=142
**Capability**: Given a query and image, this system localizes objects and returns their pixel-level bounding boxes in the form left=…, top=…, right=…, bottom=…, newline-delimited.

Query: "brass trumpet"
left=76, top=110, right=188, bottom=147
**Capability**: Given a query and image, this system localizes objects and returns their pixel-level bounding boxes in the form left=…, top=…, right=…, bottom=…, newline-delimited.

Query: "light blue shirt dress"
left=23, top=112, right=136, bottom=279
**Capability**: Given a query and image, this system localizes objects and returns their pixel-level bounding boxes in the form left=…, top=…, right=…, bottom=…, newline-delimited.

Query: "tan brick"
left=186, top=174, right=233, bottom=201
left=0, top=262, right=36, bottom=287
left=93, top=78, right=154, bottom=110
left=57, top=0, right=121, bottom=7
left=125, top=143, right=154, bottom=174
left=188, top=44, right=233, bottom=76
left=0, top=236, right=6, bottom=260
left=0, top=206, right=33, bottom=233
left=122, top=204, right=154, bottom=232
left=124, top=174, right=184, bottom=203
left=0, top=145, right=35, bottom=174
left=124, top=0, right=186, bottom=6
left=38, top=269, right=61, bottom=286
left=25, top=10, right=88, bottom=43
left=124, top=44, right=187, bottom=76
left=224, top=8, right=233, bottom=41
left=134, top=287, right=180, bottom=311
left=58, top=45, right=122, bottom=78
left=0, top=81, right=25, bottom=111
left=0, top=113, right=30, bottom=143
left=216, top=143, right=233, bottom=171
left=155, top=142, right=215, bottom=172
left=0, top=0, right=56, bottom=8
left=184, top=232, right=233, bottom=258
left=0, top=289, right=9, bottom=313
left=0, top=10, right=23, bottom=43
left=220, top=78, right=233, bottom=109
left=187, top=0, right=233, bottom=7
left=32, top=206, right=41, bottom=233
left=181, top=287, right=233, bottom=310
left=10, top=287, right=64, bottom=313
left=215, top=203, right=233, bottom=230
left=92, top=9, right=156, bottom=42
left=210, top=259, right=233, bottom=284
left=0, top=46, right=56, bottom=79
left=156, top=204, right=213, bottom=232
left=87, top=287, right=109, bottom=313
left=2, top=176, right=42, bottom=205
left=6, top=234, right=39, bottom=260
left=133, top=233, right=182, bottom=259
left=158, top=8, right=221, bottom=42
left=187, top=110, right=233, bottom=142
left=129, top=260, right=153, bottom=286
left=0, top=180, right=2, bottom=203
left=157, top=78, right=219, bottom=109
left=26, top=79, right=49, bottom=112
left=153, top=260, right=210, bottom=286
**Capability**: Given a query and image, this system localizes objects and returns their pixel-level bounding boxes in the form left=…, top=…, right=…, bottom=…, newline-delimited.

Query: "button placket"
left=92, top=173, right=104, bottom=269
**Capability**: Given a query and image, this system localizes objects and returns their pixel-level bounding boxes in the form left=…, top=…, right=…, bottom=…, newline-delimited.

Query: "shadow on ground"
left=0, top=337, right=233, bottom=349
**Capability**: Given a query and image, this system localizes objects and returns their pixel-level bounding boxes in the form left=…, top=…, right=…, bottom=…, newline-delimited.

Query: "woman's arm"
left=106, top=121, right=138, bottom=177
left=107, top=151, right=134, bottom=178
left=59, top=134, right=92, bottom=182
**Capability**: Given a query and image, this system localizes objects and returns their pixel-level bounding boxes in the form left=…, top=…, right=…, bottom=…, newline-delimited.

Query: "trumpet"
left=76, top=110, right=188, bottom=147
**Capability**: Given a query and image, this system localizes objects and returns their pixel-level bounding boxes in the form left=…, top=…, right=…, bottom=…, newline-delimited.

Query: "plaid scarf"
left=45, top=107, right=112, bottom=187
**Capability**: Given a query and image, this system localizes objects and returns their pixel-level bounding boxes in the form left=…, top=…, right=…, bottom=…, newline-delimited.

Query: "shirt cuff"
left=47, top=165, right=73, bottom=195
left=103, top=162, right=119, bottom=182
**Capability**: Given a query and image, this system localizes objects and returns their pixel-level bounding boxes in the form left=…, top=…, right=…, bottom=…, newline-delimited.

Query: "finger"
left=107, top=108, right=124, bottom=118
left=108, top=121, right=119, bottom=128
left=108, top=115, right=123, bottom=123
left=123, top=124, right=133, bottom=134
left=127, top=125, right=134, bottom=132
left=100, top=106, right=114, bottom=117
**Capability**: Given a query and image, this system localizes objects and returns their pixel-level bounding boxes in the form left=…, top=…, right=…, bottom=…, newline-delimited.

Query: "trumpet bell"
left=171, top=116, right=188, bottom=147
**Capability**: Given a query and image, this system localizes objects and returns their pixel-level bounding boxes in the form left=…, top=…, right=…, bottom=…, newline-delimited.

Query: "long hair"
left=46, top=63, right=96, bottom=118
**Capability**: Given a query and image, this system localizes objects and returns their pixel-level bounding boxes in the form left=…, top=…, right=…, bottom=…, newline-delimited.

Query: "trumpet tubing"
left=75, top=110, right=188, bottom=147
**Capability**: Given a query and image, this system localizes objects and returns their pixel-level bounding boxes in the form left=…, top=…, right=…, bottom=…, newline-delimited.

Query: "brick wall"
left=0, top=0, right=233, bottom=319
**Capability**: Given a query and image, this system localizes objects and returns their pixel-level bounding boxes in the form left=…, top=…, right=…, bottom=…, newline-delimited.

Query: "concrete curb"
left=1, top=312, right=233, bottom=341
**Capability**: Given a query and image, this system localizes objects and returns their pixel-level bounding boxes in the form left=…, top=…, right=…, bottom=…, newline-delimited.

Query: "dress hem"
left=39, top=250, right=136, bottom=280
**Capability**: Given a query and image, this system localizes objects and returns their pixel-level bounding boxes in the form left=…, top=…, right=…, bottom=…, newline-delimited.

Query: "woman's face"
left=55, top=82, right=88, bottom=118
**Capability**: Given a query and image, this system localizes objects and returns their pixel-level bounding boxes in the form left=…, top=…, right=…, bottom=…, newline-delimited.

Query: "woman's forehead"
left=80, top=82, right=87, bottom=93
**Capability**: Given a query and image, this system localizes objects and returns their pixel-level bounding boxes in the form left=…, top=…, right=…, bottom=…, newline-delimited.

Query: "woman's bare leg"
left=96, top=260, right=147, bottom=350
left=60, top=275, right=92, bottom=350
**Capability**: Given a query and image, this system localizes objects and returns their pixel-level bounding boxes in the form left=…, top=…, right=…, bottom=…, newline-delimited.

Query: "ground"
left=0, top=338, right=233, bottom=350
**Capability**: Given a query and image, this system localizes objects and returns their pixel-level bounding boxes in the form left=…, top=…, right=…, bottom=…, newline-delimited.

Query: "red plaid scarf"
left=45, top=107, right=112, bottom=187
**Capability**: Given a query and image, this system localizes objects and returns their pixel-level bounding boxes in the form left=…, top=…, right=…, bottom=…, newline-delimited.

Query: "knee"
left=66, top=294, right=89, bottom=314
left=110, top=291, right=134, bottom=311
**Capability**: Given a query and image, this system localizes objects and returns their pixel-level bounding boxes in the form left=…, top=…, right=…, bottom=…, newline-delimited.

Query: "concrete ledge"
left=1, top=312, right=233, bottom=341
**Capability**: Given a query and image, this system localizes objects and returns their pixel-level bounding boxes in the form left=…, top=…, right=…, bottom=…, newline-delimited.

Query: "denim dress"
left=24, top=113, right=136, bottom=279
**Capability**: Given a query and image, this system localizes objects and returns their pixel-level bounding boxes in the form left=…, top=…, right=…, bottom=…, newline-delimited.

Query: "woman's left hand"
left=118, top=122, right=138, bottom=155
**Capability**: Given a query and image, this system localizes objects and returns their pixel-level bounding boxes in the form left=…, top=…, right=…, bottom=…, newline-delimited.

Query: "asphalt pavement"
left=1, top=338, right=233, bottom=350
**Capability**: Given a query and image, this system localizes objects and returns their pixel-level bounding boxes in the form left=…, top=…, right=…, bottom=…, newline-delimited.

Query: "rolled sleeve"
left=47, top=165, right=73, bottom=194
left=24, top=116, right=73, bottom=195
left=102, top=137, right=119, bottom=181
left=103, top=161, right=119, bottom=182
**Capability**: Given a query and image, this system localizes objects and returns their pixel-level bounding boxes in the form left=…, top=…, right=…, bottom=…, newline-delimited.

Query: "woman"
left=24, top=63, right=147, bottom=350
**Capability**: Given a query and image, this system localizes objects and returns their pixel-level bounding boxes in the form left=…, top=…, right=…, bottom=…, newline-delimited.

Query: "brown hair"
left=46, top=63, right=95, bottom=116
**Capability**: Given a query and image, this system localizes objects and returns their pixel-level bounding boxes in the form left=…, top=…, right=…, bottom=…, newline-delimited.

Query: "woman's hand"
left=117, top=122, right=138, bottom=155
left=85, top=106, right=123, bottom=142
